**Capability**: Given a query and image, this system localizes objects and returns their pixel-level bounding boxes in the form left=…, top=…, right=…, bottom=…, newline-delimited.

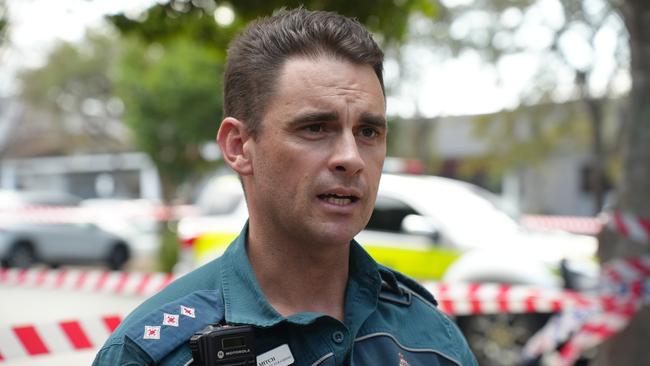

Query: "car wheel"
left=106, top=243, right=130, bottom=271
left=5, top=242, right=37, bottom=269
left=456, top=313, right=550, bottom=366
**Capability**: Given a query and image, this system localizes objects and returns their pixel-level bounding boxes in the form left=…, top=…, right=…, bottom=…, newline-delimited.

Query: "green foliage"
left=17, top=33, right=128, bottom=153
left=0, top=0, right=7, bottom=46
left=106, top=0, right=440, bottom=200
left=20, top=33, right=117, bottom=112
left=115, top=37, right=223, bottom=198
left=158, top=223, right=179, bottom=273
left=107, top=0, right=439, bottom=48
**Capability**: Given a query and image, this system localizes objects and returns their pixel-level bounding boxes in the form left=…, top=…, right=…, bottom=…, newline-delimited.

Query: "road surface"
left=1, top=282, right=147, bottom=365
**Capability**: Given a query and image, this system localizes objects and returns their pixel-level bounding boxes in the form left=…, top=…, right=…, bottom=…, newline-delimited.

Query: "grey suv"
left=0, top=190, right=130, bottom=270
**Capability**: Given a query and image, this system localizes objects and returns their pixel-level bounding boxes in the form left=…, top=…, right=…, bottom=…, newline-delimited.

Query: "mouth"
left=317, top=193, right=360, bottom=206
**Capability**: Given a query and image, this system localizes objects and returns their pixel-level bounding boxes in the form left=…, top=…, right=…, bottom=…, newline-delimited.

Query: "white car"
left=177, top=173, right=598, bottom=289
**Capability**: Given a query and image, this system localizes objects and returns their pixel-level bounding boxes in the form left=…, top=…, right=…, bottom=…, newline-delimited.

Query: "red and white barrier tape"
left=0, top=206, right=88, bottom=225
left=0, top=203, right=198, bottom=226
left=1, top=267, right=593, bottom=316
left=1, top=270, right=602, bottom=360
left=0, top=267, right=176, bottom=297
left=607, top=211, right=650, bottom=245
left=0, top=314, right=122, bottom=361
left=521, top=215, right=604, bottom=236
left=523, top=254, right=650, bottom=365
left=520, top=211, right=650, bottom=240
left=423, top=282, right=593, bottom=316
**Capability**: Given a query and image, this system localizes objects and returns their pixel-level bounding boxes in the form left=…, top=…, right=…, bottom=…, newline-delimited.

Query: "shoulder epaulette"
left=124, top=290, right=225, bottom=364
left=378, top=265, right=438, bottom=308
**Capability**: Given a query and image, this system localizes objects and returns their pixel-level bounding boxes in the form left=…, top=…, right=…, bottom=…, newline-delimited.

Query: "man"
left=94, top=8, right=477, bottom=366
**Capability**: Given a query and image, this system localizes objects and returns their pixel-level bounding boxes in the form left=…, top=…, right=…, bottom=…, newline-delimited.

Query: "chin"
left=311, top=222, right=361, bottom=245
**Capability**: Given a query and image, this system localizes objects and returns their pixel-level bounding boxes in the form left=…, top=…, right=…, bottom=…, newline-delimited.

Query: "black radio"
left=189, top=324, right=256, bottom=366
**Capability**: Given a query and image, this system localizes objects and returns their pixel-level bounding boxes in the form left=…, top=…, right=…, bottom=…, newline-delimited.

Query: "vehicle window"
left=23, top=192, right=82, bottom=206
left=196, top=175, right=244, bottom=215
left=412, top=180, right=520, bottom=246
left=365, top=196, right=419, bottom=233
left=0, top=190, right=82, bottom=207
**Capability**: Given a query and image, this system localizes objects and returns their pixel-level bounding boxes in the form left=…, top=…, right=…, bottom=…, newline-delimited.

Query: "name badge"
left=257, top=344, right=294, bottom=366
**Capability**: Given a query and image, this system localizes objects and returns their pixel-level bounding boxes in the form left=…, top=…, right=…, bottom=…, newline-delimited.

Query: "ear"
left=217, top=117, right=253, bottom=175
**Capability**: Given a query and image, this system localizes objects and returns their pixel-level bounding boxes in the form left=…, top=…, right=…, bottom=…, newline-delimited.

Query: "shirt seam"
left=354, top=332, right=463, bottom=366
left=95, top=335, right=154, bottom=365
left=402, top=285, right=460, bottom=349
left=311, top=352, right=334, bottom=366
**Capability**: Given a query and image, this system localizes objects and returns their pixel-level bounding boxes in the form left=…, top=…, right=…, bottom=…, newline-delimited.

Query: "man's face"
left=244, top=56, right=386, bottom=247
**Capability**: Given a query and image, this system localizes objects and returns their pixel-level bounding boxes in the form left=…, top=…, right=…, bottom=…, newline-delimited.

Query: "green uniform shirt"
left=93, top=224, right=477, bottom=365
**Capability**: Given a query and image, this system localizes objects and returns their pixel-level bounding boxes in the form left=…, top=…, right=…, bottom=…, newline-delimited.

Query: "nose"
left=328, top=131, right=365, bottom=176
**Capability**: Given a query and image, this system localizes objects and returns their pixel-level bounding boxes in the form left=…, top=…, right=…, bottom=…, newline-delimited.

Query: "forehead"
left=270, top=55, right=386, bottom=111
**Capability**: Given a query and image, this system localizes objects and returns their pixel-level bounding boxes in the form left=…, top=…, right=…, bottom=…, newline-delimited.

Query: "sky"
left=1, top=0, right=156, bottom=94
left=388, top=0, right=630, bottom=118
left=7, top=0, right=151, bottom=51
left=1, top=0, right=630, bottom=118
left=6, top=0, right=154, bottom=54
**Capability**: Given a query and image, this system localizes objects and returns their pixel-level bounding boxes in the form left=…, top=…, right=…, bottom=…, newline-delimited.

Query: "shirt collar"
left=221, top=223, right=284, bottom=327
left=220, top=222, right=382, bottom=331
left=343, top=238, right=383, bottom=335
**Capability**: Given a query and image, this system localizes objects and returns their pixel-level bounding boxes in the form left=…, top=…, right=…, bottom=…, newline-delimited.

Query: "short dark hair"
left=223, top=8, right=385, bottom=136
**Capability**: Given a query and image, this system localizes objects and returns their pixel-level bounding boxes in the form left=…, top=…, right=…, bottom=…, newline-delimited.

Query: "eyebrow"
left=288, top=111, right=339, bottom=126
left=288, top=111, right=387, bottom=128
left=360, top=113, right=387, bottom=129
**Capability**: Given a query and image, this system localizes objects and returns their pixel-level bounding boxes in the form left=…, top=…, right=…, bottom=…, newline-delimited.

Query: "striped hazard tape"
left=0, top=267, right=176, bottom=296
left=523, top=254, right=650, bottom=365
left=0, top=267, right=594, bottom=316
left=520, top=215, right=604, bottom=236
left=607, top=211, right=650, bottom=245
left=423, top=282, right=593, bottom=316
left=0, top=268, right=601, bottom=361
left=0, top=203, right=198, bottom=225
left=0, top=314, right=122, bottom=361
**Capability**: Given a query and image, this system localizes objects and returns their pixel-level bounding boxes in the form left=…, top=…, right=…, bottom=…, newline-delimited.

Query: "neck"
left=246, top=222, right=350, bottom=321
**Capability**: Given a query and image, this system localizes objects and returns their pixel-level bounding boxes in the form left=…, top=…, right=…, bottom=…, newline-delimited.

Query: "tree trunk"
left=593, top=1, right=650, bottom=364
left=584, top=97, right=606, bottom=215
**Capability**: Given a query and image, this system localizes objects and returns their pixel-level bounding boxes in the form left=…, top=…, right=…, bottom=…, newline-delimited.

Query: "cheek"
left=270, top=156, right=313, bottom=192
left=366, top=153, right=386, bottom=178
left=362, top=142, right=386, bottom=162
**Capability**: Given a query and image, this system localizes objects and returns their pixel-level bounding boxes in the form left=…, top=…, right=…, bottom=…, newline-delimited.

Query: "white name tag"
left=256, top=344, right=294, bottom=366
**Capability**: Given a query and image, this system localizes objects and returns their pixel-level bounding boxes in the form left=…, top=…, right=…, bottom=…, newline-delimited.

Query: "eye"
left=305, top=124, right=325, bottom=133
left=359, top=127, right=378, bottom=138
